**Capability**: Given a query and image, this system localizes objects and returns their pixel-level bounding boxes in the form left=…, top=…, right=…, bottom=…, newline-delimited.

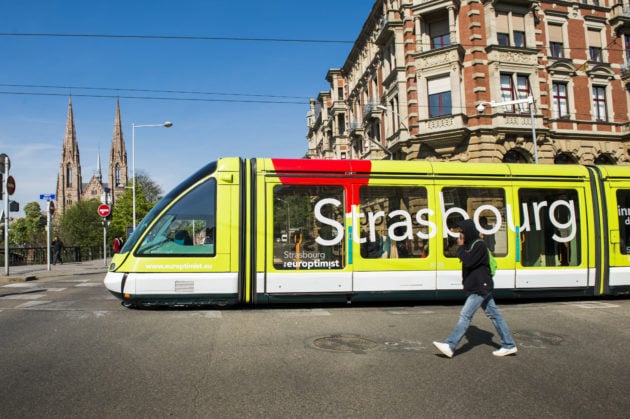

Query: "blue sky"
left=0, top=0, right=375, bottom=216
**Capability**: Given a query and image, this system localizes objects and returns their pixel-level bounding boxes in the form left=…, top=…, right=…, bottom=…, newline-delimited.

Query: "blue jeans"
left=445, top=293, right=516, bottom=352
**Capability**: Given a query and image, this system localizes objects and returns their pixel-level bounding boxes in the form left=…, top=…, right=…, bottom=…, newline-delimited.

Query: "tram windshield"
left=120, top=161, right=218, bottom=253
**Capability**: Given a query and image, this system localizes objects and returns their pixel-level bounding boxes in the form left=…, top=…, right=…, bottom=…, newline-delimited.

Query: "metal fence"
left=0, top=246, right=110, bottom=266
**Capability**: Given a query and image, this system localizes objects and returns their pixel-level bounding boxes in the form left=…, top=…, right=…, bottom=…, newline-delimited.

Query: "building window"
left=513, top=31, right=525, bottom=48
left=429, top=19, right=450, bottom=49
left=496, top=11, right=526, bottom=48
left=625, top=34, right=630, bottom=65
left=428, top=76, right=452, bottom=118
left=337, top=114, right=346, bottom=136
left=592, top=86, right=607, bottom=121
left=500, top=73, right=531, bottom=112
left=498, top=33, right=510, bottom=46
left=549, top=24, right=564, bottom=58
left=588, top=29, right=603, bottom=62
left=552, top=82, right=569, bottom=119
left=337, top=87, right=344, bottom=101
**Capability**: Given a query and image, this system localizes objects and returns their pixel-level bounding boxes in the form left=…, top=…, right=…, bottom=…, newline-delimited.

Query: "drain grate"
left=310, top=334, right=379, bottom=353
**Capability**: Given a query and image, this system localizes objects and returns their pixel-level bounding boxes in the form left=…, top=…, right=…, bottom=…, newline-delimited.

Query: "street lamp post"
left=132, top=121, right=173, bottom=231
left=476, top=95, right=538, bottom=164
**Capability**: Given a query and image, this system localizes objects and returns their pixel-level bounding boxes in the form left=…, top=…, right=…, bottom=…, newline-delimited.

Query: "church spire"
left=96, top=148, right=103, bottom=182
left=109, top=99, right=128, bottom=205
left=56, top=97, right=83, bottom=214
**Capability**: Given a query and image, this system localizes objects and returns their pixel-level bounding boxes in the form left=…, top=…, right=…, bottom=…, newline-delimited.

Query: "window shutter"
left=549, top=24, right=563, bottom=42
left=512, top=14, right=525, bottom=32
left=428, top=77, right=450, bottom=95
left=588, top=29, right=601, bottom=47
left=497, top=12, right=509, bottom=33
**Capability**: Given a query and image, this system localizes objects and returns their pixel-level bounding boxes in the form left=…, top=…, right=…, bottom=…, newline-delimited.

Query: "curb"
left=0, top=275, right=38, bottom=282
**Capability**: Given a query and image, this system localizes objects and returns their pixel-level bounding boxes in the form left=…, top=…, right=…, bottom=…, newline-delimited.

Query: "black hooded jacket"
left=456, top=219, right=493, bottom=296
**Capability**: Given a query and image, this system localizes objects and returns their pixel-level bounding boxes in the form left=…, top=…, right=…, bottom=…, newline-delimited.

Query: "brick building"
left=307, top=0, right=630, bottom=165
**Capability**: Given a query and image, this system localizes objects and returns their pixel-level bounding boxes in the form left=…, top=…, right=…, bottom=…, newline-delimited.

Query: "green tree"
left=109, top=181, right=154, bottom=239
left=8, top=202, right=46, bottom=245
left=136, top=171, right=163, bottom=204
left=57, top=200, right=103, bottom=247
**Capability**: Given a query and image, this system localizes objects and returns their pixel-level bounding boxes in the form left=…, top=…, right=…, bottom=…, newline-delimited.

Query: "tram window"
left=358, top=186, right=429, bottom=259
left=518, top=189, right=580, bottom=267
left=273, top=185, right=345, bottom=270
left=616, top=190, right=630, bottom=254
left=136, top=178, right=217, bottom=256
left=441, top=187, right=507, bottom=258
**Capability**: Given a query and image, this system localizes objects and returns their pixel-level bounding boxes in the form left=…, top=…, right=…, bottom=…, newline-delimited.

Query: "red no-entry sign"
left=6, top=176, right=15, bottom=195
left=97, top=204, right=111, bottom=217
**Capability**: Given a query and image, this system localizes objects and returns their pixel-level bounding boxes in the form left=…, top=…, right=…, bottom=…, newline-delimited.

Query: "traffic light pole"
left=47, top=202, right=51, bottom=271
left=3, top=154, right=9, bottom=276
left=103, top=218, right=108, bottom=267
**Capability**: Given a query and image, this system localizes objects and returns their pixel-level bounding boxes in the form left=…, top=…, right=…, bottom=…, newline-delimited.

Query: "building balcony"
left=416, top=113, right=469, bottom=157
left=486, top=45, right=538, bottom=68
left=350, top=119, right=364, bottom=136
left=414, top=45, right=465, bottom=72
left=375, top=10, right=403, bottom=46
left=610, top=5, right=630, bottom=35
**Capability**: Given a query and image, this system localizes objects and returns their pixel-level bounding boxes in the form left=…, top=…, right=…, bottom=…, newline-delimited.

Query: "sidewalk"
left=0, top=258, right=109, bottom=282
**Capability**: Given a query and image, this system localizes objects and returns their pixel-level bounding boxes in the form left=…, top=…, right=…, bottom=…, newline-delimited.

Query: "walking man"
left=52, top=236, right=64, bottom=265
left=433, top=219, right=517, bottom=358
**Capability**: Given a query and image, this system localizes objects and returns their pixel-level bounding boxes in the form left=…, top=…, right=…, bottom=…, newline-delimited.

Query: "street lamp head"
left=163, top=121, right=173, bottom=128
left=476, top=103, right=486, bottom=113
left=376, top=105, right=388, bottom=112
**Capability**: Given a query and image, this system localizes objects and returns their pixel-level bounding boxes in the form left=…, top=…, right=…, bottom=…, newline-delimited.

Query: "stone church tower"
left=108, top=100, right=128, bottom=204
left=56, top=98, right=83, bottom=214
left=56, top=98, right=129, bottom=213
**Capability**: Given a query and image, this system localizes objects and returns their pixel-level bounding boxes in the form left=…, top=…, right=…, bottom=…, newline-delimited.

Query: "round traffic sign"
left=48, top=201, right=55, bottom=215
left=6, top=176, right=15, bottom=195
left=97, top=204, right=111, bottom=217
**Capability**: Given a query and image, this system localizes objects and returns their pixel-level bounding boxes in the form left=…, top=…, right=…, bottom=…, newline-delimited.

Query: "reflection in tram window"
left=273, top=185, right=345, bottom=270
left=518, top=189, right=580, bottom=266
left=136, top=178, right=217, bottom=256
left=440, top=187, right=507, bottom=258
left=359, top=186, right=429, bottom=259
left=617, top=190, right=630, bottom=254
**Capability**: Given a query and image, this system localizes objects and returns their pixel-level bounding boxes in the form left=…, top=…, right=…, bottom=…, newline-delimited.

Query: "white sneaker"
left=493, top=347, right=518, bottom=357
left=433, top=341, right=454, bottom=358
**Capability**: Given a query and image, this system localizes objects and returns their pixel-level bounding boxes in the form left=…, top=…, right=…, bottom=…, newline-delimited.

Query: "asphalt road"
left=1, top=270, right=629, bottom=418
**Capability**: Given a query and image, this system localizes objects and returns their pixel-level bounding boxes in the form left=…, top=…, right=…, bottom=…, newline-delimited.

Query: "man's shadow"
left=456, top=325, right=500, bottom=356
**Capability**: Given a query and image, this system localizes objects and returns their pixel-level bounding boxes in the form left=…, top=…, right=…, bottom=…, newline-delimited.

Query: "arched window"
left=594, top=154, right=615, bottom=165
left=115, top=164, right=121, bottom=186
left=554, top=153, right=577, bottom=164
left=66, top=164, right=72, bottom=187
left=503, top=149, right=529, bottom=163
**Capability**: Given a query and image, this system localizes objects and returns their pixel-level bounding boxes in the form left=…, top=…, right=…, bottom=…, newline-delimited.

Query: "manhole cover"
left=513, top=330, right=565, bottom=348
left=310, top=334, right=379, bottom=353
